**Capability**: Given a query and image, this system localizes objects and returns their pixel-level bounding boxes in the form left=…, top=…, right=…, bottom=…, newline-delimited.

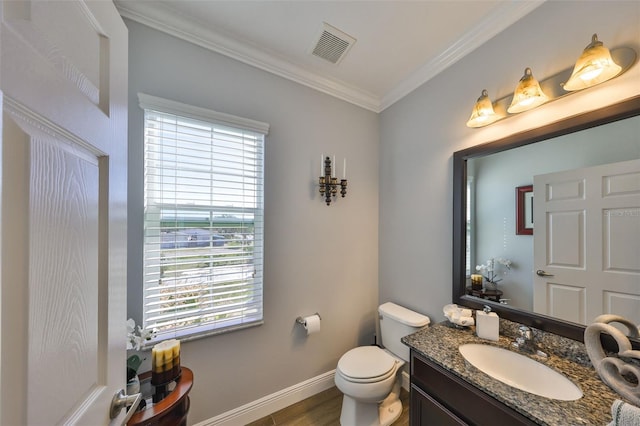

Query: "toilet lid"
left=337, top=346, right=397, bottom=380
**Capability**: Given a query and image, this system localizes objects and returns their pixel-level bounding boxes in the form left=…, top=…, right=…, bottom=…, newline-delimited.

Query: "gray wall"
left=379, top=1, right=640, bottom=322
left=125, top=0, right=640, bottom=421
left=126, top=20, right=380, bottom=422
left=473, top=116, right=640, bottom=311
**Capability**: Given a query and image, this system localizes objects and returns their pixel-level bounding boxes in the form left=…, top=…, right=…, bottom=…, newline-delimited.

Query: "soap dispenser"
left=476, top=305, right=499, bottom=341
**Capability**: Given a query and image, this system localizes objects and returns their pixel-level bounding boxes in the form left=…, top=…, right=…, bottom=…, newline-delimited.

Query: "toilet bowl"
left=334, top=302, right=430, bottom=426
left=335, top=346, right=404, bottom=425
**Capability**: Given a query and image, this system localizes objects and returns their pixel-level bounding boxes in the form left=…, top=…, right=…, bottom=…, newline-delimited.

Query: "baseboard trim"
left=195, top=368, right=411, bottom=426
left=195, top=370, right=337, bottom=426
left=401, top=370, right=410, bottom=391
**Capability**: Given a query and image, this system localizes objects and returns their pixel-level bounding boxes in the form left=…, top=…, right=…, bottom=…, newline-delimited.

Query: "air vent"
left=310, top=22, right=356, bottom=65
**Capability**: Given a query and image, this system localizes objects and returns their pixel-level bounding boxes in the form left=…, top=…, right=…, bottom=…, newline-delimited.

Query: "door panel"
left=1, top=1, right=127, bottom=424
left=546, top=210, right=585, bottom=268
left=534, top=159, right=640, bottom=325
left=25, top=114, right=102, bottom=424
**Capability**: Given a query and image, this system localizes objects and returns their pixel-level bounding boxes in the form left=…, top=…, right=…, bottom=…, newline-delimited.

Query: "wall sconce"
left=563, top=34, right=622, bottom=91
left=319, top=155, right=347, bottom=206
left=466, top=34, right=636, bottom=128
left=507, top=68, right=549, bottom=114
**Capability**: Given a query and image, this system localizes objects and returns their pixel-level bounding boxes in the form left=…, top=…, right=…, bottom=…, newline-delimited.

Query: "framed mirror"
left=453, top=95, right=640, bottom=343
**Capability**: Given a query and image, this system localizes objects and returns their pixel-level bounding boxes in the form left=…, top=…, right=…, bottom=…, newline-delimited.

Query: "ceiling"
left=115, top=1, right=544, bottom=112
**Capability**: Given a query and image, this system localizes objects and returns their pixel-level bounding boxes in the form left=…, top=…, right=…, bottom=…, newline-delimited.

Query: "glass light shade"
left=563, top=34, right=622, bottom=91
left=466, top=90, right=500, bottom=128
left=507, top=68, right=549, bottom=114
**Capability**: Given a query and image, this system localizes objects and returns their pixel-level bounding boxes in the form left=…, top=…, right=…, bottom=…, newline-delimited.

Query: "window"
left=140, top=94, right=269, bottom=343
left=466, top=176, right=475, bottom=277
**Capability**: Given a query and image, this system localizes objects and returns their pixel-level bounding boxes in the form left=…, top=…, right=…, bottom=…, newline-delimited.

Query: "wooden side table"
left=466, top=287, right=503, bottom=303
left=128, top=367, right=193, bottom=426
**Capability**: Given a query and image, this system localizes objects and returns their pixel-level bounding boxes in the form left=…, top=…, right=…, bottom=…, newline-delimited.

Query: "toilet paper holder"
left=296, top=313, right=321, bottom=325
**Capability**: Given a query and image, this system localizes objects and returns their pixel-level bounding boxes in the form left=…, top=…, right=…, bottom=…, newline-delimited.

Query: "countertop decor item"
left=607, top=399, right=640, bottom=426
left=127, top=318, right=157, bottom=386
left=584, top=314, right=640, bottom=406
left=443, top=304, right=474, bottom=327
left=476, top=257, right=511, bottom=289
left=475, top=306, right=499, bottom=341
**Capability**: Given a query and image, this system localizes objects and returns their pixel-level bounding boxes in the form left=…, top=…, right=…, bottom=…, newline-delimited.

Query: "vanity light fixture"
left=465, top=33, right=636, bottom=128
left=563, top=34, right=622, bottom=91
left=507, top=68, right=549, bottom=114
left=466, top=90, right=500, bottom=128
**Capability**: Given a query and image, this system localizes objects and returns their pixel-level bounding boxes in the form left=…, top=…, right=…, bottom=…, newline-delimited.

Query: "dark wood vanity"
left=410, top=350, right=536, bottom=425
left=403, top=322, right=621, bottom=426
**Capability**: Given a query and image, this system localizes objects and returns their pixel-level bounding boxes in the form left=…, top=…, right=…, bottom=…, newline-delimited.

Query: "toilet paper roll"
left=303, top=314, right=321, bottom=335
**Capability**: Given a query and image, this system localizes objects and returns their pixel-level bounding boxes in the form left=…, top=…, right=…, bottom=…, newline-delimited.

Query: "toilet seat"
left=337, top=346, right=399, bottom=383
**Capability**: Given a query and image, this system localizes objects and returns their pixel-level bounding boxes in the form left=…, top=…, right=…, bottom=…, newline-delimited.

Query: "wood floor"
left=247, top=386, right=410, bottom=426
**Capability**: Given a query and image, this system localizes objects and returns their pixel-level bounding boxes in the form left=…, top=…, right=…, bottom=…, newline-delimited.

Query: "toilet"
left=334, top=302, right=430, bottom=426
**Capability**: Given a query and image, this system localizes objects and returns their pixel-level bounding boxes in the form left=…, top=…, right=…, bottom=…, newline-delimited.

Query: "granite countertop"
left=402, top=321, right=621, bottom=426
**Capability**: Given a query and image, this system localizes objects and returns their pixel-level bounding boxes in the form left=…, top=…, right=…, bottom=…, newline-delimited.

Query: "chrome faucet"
left=512, top=325, right=538, bottom=354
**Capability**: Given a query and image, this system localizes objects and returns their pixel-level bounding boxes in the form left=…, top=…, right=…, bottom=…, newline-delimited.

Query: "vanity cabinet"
left=410, top=350, right=537, bottom=426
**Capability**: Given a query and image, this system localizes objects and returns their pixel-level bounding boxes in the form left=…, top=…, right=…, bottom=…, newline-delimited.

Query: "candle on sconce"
left=332, top=155, right=336, bottom=178
left=320, top=154, right=324, bottom=176
left=343, top=158, right=347, bottom=179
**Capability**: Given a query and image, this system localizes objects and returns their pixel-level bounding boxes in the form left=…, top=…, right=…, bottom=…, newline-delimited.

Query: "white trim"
left=120, top=4, right=379, bottom=112
left=116, top=1, right=543, bottom=113
left=401, top=370, right=410, bottom=392
left=193, top=369, right=411, bottom=426
left=380, top=1, right=546, bottom=111
left=138, top=93, right=270, bottom=135
left=194, top=370, right=337, bottom=426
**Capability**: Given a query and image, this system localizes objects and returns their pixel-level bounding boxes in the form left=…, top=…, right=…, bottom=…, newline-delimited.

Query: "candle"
left=471, top=274, right=482, bottom=283
left=343, top=158, right=346, bottom=179
left=332, top=155, right=336, bottom=178
left=151, top=339, right=181, bottom=385
left=321, top=154, right=323, bottom=176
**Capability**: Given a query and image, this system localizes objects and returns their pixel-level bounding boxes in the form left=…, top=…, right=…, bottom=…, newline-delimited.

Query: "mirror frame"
left=453, top=95, right=640, bottom=343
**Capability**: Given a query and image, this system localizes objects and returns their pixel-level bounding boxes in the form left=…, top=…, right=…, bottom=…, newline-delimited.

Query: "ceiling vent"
left=310, top=22, right=356, bottom=65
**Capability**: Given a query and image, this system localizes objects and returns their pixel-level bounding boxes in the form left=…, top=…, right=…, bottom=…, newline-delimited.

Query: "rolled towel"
left=608, top=400, right=640, bottom=426
left=457, top=316, right=475, bottom=326
left=459, top=308, right=472, bottom=317
left=444, top=311, right=475, bottom=327
left=443, top=304, right=459, bottom=315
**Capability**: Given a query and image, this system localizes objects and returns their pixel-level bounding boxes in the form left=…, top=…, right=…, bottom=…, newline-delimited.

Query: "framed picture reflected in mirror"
left=516, top=185, right=533, bottom=235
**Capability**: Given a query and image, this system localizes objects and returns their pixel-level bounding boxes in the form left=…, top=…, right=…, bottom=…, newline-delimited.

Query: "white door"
left=533, top=159, right=640, bottom=325
left=0, top=1, right=128, bottom=424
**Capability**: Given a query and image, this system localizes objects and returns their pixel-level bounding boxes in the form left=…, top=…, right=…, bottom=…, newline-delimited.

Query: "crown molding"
left=380, top=1, right=545, bottom=111
left=115, top=1, right=380, bottom=112
left=116, top=1, right=544, bottom=113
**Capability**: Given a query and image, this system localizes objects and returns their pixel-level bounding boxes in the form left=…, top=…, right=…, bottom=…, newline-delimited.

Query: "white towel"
left=457, top=316, right=475, bottom=326
left=608, top=400, right=640, bottom=426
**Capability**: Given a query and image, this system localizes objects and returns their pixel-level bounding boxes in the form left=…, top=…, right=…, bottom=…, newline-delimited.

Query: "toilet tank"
left=379, top=302, right=430, bottom=361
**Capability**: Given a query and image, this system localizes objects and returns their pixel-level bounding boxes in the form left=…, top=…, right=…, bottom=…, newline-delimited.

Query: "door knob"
left=536, top=269, right=554, bottom=277
left=110, top=388, right=142, bottom=425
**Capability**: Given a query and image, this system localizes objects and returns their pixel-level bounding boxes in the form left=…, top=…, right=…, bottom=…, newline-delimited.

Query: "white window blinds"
left=140, top=94, right=268, bottom=342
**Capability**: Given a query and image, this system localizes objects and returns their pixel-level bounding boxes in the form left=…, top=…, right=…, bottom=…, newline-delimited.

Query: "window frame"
left=139, top=93, right=269, bottom=344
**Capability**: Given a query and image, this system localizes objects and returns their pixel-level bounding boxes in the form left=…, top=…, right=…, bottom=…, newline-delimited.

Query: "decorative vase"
left=484, top=281, right=498, bottom=291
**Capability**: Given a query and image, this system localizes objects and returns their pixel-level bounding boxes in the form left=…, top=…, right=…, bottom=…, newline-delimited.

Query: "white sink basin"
left=458, top=344, right=582, bottom=401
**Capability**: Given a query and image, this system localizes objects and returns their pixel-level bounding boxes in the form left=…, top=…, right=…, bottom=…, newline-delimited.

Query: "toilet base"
left=339, top=380, right=403, bottom=426
left=378, top=380, right=403, bottom=426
